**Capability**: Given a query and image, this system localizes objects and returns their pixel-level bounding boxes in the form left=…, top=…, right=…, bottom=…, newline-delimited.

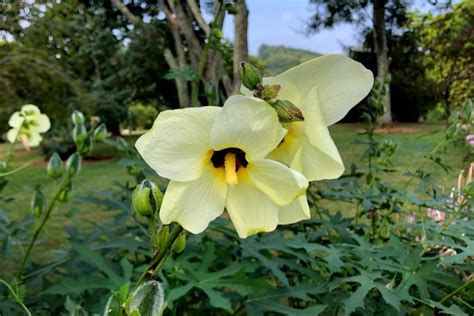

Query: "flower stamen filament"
left=224, top=152, right=238, bottom=187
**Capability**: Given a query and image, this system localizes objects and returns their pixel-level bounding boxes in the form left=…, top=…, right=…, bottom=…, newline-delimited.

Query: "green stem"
left=0, top=160, right=37, bottom=177
left=440, top=278, right=474, bottom=303
left=419, top=200, right=467, bottom=256
left=404, top=140, right=447, bottom=189
left=136, top=224, right=184, bottom=286
left=16, top=177, right=71, bottom=279
left=0, top=279, right=32, bottom=316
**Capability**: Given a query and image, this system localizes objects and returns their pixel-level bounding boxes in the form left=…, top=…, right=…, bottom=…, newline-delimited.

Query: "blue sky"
left=216, top=0, right=434, bottom=55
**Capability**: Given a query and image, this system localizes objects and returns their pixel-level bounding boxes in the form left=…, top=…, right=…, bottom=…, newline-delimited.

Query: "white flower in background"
left=136, top=96, right=309, bottom=238
left=243, top=55, right=373, bottom=181
left=7, top=104, right=51, bottom=150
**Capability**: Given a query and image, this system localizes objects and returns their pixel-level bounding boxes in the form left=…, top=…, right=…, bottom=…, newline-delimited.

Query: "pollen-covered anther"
left=224, top=152, right=239, bottom=187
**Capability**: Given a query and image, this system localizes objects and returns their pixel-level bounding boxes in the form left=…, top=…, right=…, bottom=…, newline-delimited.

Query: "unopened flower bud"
left=173, top=233, right=186, bottom=253
left=58, top=181, right=73, bottom=202
left=239, top=62, right=262, bottom=90
left=66, top=153, right=81, bottom=177
left=270, top=100, right=304, bottom=123
left=259, top=84, right=281, bottom=101
left=94, top=124, right=108, bottom=142
left=132, top=179, right=163, bottom=216
left=47, top=152, right=63, bottom=179
left=0, top=161, right=6, bottom=172
left=72, top=110, right=85, bottom=125
left=31, top=190, right=46, bottom=217
left=72, top=123, right=88, bottom=144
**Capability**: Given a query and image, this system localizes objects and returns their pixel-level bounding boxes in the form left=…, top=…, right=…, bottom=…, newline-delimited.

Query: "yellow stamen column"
left=224, top=153, right=238, bottom=187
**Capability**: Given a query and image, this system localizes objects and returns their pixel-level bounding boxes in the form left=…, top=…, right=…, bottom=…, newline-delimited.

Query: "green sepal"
left=270, top=99, right=304, bottom=123
left=132, top=180, right=163, bottom=217
left=47, top=152, right=63, bottom=179
left=31, top=189, right=46, bottom=217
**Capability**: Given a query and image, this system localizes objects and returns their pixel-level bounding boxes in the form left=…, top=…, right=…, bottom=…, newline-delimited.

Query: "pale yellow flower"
left=135, top=96, right=309, bottom=238
left=244, top=55, right=373, bottom=181
left=7, top=104, right=51, bottom=148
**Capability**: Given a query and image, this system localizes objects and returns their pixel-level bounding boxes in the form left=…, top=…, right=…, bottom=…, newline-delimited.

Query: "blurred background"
left=0, top=0, right=472, bottom=146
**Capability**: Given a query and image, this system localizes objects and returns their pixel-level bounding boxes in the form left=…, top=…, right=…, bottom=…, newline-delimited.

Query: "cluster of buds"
left=72, top=110, right=107, bottom=155
left=239, top=62, right=304, bottom=123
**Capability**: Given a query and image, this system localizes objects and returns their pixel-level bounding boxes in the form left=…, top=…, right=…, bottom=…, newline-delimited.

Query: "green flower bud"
left=66, top=153, right=81, bottom=177
left=239, top=62, right=262, bottom=90
left=132, top=179, right=163, bottom=216
left=0, top=161, right=6, bottom=172
left=78, top=135, right=93, bottom=156
left=259, top=84, right=281, bottom=101
left=156, top=226, right=169, bottom=247
left=72, top=123, right=88, bottom=144
left=47, top=152, right=63, bottom=179
left=31, top=190, right=46, bottom=217
left=172, top=233, right=186, bottom=253
left=72, top=110, right=85, bottom=125
left=270, top=100, right=304, bottom=123
left=94, top=124, right=108, bottom=142
left=58, top=181, right=73, bottom=202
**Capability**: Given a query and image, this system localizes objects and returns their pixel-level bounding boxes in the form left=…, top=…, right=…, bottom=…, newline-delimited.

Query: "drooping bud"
left=132, top=179, right=163, bottom=216
left=47, top=152, right=63, bottom=179
left=58, top=181, right=73, bottom=202
left=66, top=153, right=81, bottom=177
left=127, top=280, right=165, bottom=316
left=270, top=100, right=304, bottom=123
left=31, top=190, right=46, bottom=217
left=239, top=62, right=262, bottom=90
left=72, top=123, right=88, bottom=144
left=72, top=110, right=85, bottom=125
left=93, top=124, right=108, bottom=142
left=172, top=233, right=186, bottom=253
left=258, top=84, right=281, bottom=101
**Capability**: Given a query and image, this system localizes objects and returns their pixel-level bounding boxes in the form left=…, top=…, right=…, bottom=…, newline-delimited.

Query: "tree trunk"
left=372, top=0, right=392, bottom=123
left=233, top=0, right=249, bottom=93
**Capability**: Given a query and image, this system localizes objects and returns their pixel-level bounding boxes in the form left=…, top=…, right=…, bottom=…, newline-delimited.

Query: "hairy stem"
left=16, top=177, right=71, bottom=279
left=137, top=224, right=184, bottom=286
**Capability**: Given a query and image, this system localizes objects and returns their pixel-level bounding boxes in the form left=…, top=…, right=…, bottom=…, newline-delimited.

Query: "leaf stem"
left=0, top=279, right=32, bottom=316
left=440, top=278, right=474, bottom=303
left=419, top=200, right=467, bottom=256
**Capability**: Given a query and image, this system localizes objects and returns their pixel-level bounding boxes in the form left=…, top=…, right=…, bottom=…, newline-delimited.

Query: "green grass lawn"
left=0, top=123, right=469, bottom=266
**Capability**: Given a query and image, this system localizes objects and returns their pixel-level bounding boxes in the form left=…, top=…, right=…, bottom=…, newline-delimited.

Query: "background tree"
left=307, top=0, right=410, bottom=123
left=412, top=0, right=473, bottom=117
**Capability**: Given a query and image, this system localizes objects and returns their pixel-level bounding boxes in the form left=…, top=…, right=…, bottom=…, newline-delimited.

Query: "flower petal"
left=267, top=122, right=304, bottom=167
left=135, top=106, right=220, bottom=182
left=278, top=195, right=310, bottom=225
left=21, top=104, right=41, bottom=115
left=210, top=95, right=285, bottom=160
left=36, top=114, right=51, bottom=133
left=290, top=137, right=344, bottom=181
left=27, top=132, right=42, bottom=147
left=160, top=164, right=227, bottom=234
left=273, top=54, right=373, bottom=126
left=299, top=86, right=344, bottom=180
left=247, top=159, right=307, bottom=206
left=225, top=170, right=279, bottom=238
left=6, top=129, right=18, bottom=143
left=8, top=112, right=24, bottom=128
